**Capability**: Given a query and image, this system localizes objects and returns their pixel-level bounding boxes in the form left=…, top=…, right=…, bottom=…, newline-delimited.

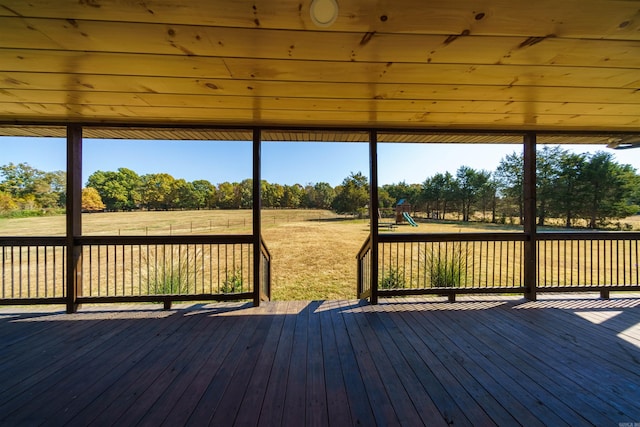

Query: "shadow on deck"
left=1, top=294, right=639, bottom=426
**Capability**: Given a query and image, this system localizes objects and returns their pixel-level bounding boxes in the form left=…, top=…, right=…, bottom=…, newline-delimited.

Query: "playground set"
left=379, top=199, right=418, bottom=230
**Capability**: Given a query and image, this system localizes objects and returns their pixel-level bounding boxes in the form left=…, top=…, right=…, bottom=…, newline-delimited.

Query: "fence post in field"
left=523, top=132, right=537, bottom=301
left=66, top=125, right=83, bottom=313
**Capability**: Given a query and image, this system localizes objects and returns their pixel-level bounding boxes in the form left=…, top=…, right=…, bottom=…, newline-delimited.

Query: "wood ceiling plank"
left=2, top=49, right=637, bottom=89
left=2, top=72, right=637, bottom=105
left=0, top=49, right=231, bottom=80
left=2, top=103, right=638, bottom=130
left=0, top=0, right=638, bottom=39
left=2, top=17, right=639, bottom=69
left=3, top=89, right=638, bottom=117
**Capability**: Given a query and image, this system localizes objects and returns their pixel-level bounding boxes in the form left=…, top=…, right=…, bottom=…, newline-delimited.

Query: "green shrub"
left=221, top=269, right=244, bottom=293
left=379, top=266, right=406, bottom=289
left=424, top=243, right=468, bottom=288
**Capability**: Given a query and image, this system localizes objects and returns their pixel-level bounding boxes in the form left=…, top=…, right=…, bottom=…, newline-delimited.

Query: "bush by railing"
left=376, top=233, right=525, bottom=294
left=357, top=231, right=640, bottom=299
left=0, top=235, right=271, bottom=306
left=79, top=235, right=254, bottom=299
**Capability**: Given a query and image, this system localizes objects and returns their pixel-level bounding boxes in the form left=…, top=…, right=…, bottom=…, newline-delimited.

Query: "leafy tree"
left=217, top=182, right=237, bottom=209
left=139, top=173, right=175, bottom=210
left=332, top=172, right=369, bottom=215
left=495, top=151, right=524, bottom=224
left=536, top=146, right=563, bottom=226
left=236, top=179, right=253, bottom=209
left=34, top=170, right=66, bottom=209
left=172, top=179, right=198, bottom=209
left=580, top=152, right=638, bottom=228
left=282, top=184, right=303, bottom=208
left=0, top=191, right=17, bottom=212
left=0, top=162, right=41, bottom=198
left=421, top=172, right=457, bottom=220
left=262, top=181, right=284, bottom=208
left=478, top=177, right=498, bottom=222
left=191, top=180, right=216, bottom=209
left=82, top=187, right=106, bottom=212
left=378, top=187, right=395, bottom=209
left=455, top=166, right=490, bottom=221
left=552, top=151, right=587, bottom=227
left=0, top=163, right=65, bottom=209
left=383, top=181, right=421, bottom=210
left=86, top=168, right=140, bottom=211
left=115, top=168, right=142, bottom=210
left=302, top=182, right=335, bottom=209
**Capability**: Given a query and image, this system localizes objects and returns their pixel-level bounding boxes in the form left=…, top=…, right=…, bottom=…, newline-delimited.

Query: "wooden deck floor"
left=1, top=294, right=639, bottom=426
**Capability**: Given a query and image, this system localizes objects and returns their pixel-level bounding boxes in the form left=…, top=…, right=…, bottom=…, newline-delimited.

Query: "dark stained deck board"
left=111, top=311, right=239, bottom=426
left=281, top=300, right=310, bottom=426
left=481, top=298, right=640, bottom=420
left=0, top=294, right=639, bottom=426
left=402, top=299, right=597, bottom=426
left=257, top=301, right=296, bottom=426
left=409, top=302, right=570, bottom=427
left=208, top=302, right=280, bottom=425
left=455, top=297, right=639, bottom=422
left=329, top=300, right=378, bottom=426
left=372, top=303, right=474, bottom=426
left=233, top=300, right=290, bottom=426
left=305, top=300, right=328, bottom=427
left=11, top=311, right=195, bottom=426
left=70, top=306, right=223, bottom=426
left=157, top=308, right=254, bottom=426
left=318, top=301, right=352, bottom=426
left=452, top=299, right=627, bottom=424
left=382, top=302, right=545, bottom=427
left=349, top=301, right=433, bottom=426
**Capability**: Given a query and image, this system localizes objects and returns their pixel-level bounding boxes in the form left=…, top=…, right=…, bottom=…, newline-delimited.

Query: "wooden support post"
left=369, top=131, right=379, bottom=305
left=448, top=294, right=456, bottom=303
left=600, top=290, right=610, bottom=299
left=66, top=125, right=83, bottom=313
left=252, top=128, right=262, bottom=307
left=523, top=132, right=537, bottom=301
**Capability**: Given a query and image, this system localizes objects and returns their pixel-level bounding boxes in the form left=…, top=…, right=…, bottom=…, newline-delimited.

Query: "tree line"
left=2, top=146, right=639, bottom=228
left=382, top=146, right=640, bottom=229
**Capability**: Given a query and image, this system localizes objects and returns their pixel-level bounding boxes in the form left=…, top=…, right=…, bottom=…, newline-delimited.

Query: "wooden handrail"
left=77, top=234, right=254, bottom=245
left=356, top=233, right=372, bottom=260
left=378, top=232, right=528, bottom=243
left=0, top=236, right=66, bottom=246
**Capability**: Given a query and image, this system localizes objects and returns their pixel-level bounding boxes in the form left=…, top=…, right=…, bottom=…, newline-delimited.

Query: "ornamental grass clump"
left=144, top=245, right=202, bottom=295
left=424, top=242, right=469, bottom=288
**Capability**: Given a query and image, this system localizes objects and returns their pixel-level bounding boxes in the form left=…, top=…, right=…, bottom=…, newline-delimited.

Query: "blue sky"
left=2, top=136, right=640, bottom=187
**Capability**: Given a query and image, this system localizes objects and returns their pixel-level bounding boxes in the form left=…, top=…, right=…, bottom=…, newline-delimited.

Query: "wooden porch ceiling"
left=0, top=0, right=639, bottom=138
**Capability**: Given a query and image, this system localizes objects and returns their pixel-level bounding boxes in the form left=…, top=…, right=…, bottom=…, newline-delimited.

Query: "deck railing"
left=356, top=234, right=373, bottom=299
left=357, top=231, right=640, bottom=300
left=0, top=237, right=67, bottom=304
left=537, top=232, right=640, bottom=294
left=0, top=235, right=270, bottom=307
left=260, top=238, right=272, bottom=301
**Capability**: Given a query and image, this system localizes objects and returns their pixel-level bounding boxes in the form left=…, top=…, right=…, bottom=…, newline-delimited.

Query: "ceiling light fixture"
left=310, top=0, right=339, bottom=27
